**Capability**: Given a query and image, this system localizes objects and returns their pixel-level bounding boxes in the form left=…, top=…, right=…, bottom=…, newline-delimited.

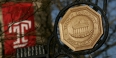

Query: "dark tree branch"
left=92, top=25, right=116, bottom=58
left=93, top=42, right=116, bottom=58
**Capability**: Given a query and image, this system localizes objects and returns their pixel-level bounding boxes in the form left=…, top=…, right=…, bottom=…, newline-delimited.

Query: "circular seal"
left=68, top=15, right=94, bottom=41
left=58, top=5, right=103, bottom=51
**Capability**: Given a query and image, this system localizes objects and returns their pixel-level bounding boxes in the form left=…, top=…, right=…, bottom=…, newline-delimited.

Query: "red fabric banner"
left=2, top=2, right=36, bottom=55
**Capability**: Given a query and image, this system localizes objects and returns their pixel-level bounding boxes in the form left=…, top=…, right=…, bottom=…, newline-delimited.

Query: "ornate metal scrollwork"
left=48, top=0, right=109, bottom=58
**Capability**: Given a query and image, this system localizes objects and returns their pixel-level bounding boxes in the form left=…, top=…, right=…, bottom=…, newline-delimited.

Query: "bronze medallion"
left=59, top=5, right=103, bottom=51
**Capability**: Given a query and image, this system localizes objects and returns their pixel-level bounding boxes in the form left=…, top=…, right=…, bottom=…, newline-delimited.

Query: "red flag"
left=2, top=2, right=36, bottom=55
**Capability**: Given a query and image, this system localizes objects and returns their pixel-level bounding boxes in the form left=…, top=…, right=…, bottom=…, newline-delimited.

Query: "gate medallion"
left=59, top=5, right=103, bottom=51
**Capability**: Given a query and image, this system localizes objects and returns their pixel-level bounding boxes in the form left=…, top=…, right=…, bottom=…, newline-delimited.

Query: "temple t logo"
left=9, top=20, right=31, bottom=48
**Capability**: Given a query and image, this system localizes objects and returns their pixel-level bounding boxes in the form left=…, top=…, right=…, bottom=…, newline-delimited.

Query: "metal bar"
left=103, top=0, right=107, bottom=15
left=93, top=0, right=99, bottom=11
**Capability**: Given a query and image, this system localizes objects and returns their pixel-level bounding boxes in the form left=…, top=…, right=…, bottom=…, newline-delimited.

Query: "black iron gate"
left=47, top=0, right=109, bottom=58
